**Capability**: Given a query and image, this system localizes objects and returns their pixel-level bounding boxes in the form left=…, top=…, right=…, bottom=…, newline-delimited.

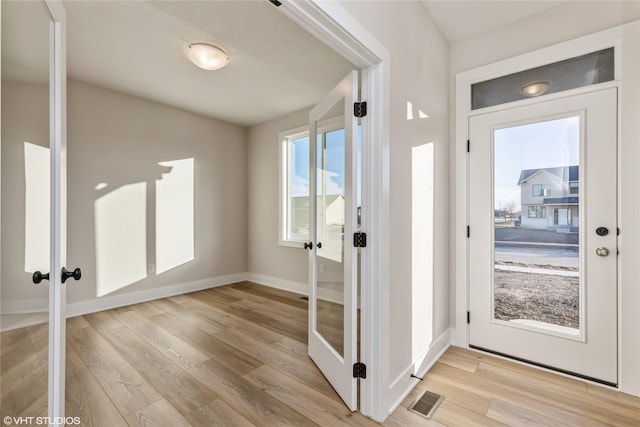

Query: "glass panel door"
left=308, top=71, right=358, bottom=410
left=1, top=0, right=53, bottom=418
left=316, top=123, right=347, bottom=356
left=469, top=88, right=618, bottom=385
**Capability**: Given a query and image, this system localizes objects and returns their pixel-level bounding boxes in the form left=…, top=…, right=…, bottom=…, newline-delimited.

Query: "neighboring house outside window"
left=518, top=165, right=579, bottom=231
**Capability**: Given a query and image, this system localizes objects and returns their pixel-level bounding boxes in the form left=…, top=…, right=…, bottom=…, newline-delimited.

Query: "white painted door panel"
left=469, top=88, right=618, bottom=385
left=308, top=70, right=358, bottom=410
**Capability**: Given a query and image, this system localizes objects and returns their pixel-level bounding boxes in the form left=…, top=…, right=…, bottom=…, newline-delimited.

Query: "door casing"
left=279, top=1, right=391, bottom=419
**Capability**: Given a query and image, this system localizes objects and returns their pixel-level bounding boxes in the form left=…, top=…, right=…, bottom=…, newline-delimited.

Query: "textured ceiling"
left=2, top=0, right=356, bottom=127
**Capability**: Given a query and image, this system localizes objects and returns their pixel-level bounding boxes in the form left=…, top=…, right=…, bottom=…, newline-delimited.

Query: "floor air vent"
left=408, top=390, right=444, bottom=420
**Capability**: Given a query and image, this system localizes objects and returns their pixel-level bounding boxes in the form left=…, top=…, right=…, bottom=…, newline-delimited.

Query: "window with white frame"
left=279, top=121, right=359, bottom=247
left=279, top=126, right=311, bottom=246
left=532, top=184, right=551, bottom=197
left=528, top=206, right=546, bottom=218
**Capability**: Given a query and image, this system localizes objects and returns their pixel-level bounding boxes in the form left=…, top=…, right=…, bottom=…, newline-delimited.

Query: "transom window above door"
left=471, top=48, right=614, bottom=110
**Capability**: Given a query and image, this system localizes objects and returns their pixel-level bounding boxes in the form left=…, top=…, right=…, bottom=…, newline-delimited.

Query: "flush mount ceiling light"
left=185, top=43, right=229, bottom=71
left=521, top=80, right=551, bottom=97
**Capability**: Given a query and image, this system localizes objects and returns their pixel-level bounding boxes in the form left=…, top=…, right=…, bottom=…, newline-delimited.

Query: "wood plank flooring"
left=2, top=281, right=639, bottom=426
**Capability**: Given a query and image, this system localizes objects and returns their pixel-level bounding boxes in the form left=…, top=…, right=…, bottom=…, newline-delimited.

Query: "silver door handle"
left=596, top=247, right=610, bottom=257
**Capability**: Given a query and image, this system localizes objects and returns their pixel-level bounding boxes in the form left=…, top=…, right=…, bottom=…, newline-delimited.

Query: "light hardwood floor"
left=2, top=281, right=639, bottom=426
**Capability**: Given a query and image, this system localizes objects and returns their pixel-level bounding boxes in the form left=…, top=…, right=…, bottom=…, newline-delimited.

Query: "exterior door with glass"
left=308, top=70, right=359, bottom=410
left=468, top=88, right=618, bottom=385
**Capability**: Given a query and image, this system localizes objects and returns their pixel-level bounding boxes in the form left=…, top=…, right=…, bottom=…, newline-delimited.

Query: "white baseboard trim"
left=1, top=298, right=49, bottom=315
left=67, top=273, right=247, bottom=318
left=1, top=273, right=247, bottom=319
left=244, top=272, right=308, bottom=296
left=244, top=272, right=351, bottom=305
left=386, top=328, right=452, bottom=416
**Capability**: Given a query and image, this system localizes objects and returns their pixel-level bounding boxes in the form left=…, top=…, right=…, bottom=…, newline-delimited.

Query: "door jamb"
left=278, top=1, right=390, bottom=420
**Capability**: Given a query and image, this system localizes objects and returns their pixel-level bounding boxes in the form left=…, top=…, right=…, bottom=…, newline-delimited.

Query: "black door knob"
left=304, top=242, right=313, bottom=250
left=32, top=271, right=49, bottom=284
left=61, top=267, right=82, bottom=284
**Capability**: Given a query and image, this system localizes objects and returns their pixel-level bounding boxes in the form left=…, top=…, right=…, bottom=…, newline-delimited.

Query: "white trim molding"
left=386, top=329, right=451, bottom=416
left=66, top=273, right=247, bottom=318
left=245, top=273, right=308, bottom=296
left=1, top=273, right=247, bottom=321
left=454, top=21, right=640, bottom=397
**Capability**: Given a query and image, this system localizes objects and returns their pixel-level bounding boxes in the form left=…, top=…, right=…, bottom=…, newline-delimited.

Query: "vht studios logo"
left=3, top=416, right=81, bottom=426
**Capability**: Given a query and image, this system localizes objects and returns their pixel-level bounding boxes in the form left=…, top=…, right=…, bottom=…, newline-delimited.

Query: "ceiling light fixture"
left=521, top=80, right=551, bottom=97
left=185, top=43, right=229, bottom=71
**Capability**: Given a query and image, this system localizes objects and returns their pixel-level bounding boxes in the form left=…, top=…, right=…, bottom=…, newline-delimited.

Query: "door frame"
left=279, top=1, right=390, bottom=420
left=454, top=22, right=640, bottom=396
left=44, top=0, right=68, bottom=420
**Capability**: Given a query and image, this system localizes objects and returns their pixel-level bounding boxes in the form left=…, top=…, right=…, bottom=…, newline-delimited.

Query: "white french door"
left=308, top=70, right=359, bottom=410
left=47, top=1, right=70, bottom=418
left=468, top=88, right=618, bottom=385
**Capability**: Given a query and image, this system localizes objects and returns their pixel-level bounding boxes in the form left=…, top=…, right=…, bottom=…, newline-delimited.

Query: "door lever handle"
left=32, top=271, right=49, bottom=284
left=61, top=267, right=82, bottom=283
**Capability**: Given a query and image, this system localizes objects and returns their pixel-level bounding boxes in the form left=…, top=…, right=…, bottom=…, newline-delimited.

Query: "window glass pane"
left=494, top=116, right=581, bottom=335
left=570, top=182, right=579, bottom=194
left=472, top=48, right=614, bottom=109
left=287, top=135, right=310, bottom=241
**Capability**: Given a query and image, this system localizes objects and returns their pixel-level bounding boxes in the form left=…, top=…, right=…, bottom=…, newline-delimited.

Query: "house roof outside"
left=517, top=165, right=579, bottom=185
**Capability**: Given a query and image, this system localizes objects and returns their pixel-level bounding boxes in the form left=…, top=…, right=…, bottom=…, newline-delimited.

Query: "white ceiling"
left=3, top=1, right=596, bottom=127
left=2, top=0, right=356, bottom=127
left=421, top=0, right=566, bottom=43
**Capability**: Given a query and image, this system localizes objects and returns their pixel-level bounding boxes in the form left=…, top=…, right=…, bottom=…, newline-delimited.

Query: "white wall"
left=1, top=82, right=50, bottom=310
left=449, top=2, right=640, bottom=396
left=1, top=79, right=247, bottom=314
left=246, top=107, right=310, bottom=288
left=449, top=1, right=640, bottom=74
left=338, top=0, right=450, bottom=413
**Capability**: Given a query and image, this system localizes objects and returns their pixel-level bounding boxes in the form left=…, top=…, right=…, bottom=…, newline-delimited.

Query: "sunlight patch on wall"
left=155, top=158, right=195, bottom=274
left=406, top=101, right=430, bottom=121
left=95, top=182, right=147, bottom=296
left=24, top=142, right=50, bottom=273
left=412, top=142, right=434, bottom=363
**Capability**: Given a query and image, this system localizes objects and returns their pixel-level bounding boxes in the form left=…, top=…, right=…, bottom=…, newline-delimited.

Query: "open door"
left=45, top=1, right=73, bottom=419
left=1, top=1, right=75, bottom=422
left=307, top=70, right=359, bottom=410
